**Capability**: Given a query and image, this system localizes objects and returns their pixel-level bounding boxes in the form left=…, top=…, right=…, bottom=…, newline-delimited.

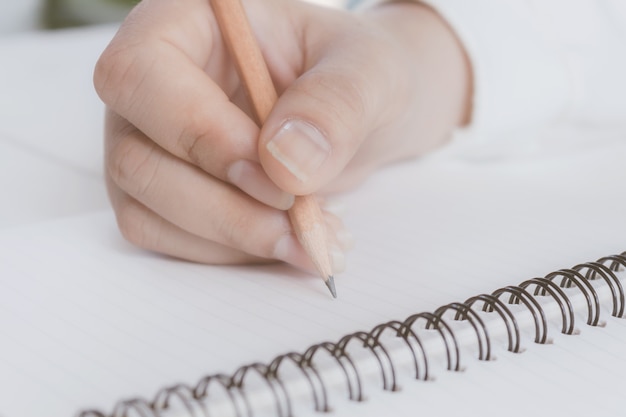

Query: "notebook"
left=2, top=18, right=626, bottom=417
left=2, top=131, right=626, bottom=417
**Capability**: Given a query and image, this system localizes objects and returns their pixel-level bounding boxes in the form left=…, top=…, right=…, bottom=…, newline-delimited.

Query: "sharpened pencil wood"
left=210, top=0, right=337, bottom=297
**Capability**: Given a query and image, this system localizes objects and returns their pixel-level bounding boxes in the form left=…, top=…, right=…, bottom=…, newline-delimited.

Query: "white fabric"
left=421, top=0, right=626, bottom=135
left=354, top=0, right=626, bottom=145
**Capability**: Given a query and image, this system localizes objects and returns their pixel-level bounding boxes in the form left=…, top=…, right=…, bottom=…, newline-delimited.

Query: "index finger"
left=94, top=0, right=261, bottom=185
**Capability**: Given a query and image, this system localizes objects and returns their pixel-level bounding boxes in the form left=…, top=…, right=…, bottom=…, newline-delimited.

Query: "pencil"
left=210, top=0, right=337, bottom=298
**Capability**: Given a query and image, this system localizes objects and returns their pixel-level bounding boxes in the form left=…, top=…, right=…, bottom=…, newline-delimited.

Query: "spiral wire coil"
left=78, top=251, right=626, bottom=417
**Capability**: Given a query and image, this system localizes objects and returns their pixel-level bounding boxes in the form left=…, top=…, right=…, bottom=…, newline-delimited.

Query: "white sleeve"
left=354, top=0, right=626, bottom=138
left=419, top=0, right=626, bottom=137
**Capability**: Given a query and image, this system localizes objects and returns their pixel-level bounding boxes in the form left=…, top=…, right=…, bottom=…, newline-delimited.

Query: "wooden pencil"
left=210, top=0, right=337, bottom=298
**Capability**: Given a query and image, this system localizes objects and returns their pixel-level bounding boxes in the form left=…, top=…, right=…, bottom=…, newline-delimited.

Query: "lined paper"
left=1, top=138, right=626, bottom=416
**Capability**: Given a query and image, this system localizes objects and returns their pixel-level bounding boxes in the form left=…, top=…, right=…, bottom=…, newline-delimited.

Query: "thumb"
left=258, top=34, right=397, bottom=195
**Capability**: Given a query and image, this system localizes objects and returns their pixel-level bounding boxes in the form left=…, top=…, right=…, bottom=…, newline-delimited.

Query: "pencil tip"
left=326, top=276, right=337, bottom=298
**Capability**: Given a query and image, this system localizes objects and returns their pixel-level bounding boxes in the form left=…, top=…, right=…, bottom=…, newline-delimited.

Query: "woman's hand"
left=94, top=0, right=471, bottom=271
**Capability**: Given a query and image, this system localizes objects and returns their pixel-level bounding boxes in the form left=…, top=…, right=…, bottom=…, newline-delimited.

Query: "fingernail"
left=273, top=234, right=295, bottom=262
left=321, top=199, right=348, bottom=217
left=336, top=228, right=355, bottom=251
left=330, top=245, right=346, bottom=274
left=228, top=160, right=294, bottom=210
left=273, top=234, right=310, bottom=269
left=266, top=119, right=330, bottom=182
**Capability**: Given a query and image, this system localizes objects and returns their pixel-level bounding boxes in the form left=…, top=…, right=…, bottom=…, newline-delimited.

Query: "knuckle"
left=93, top=50, right=112, bottom=100
left=213, top=209, right=250, bottom=249
left=177, top=121, right=208, bottom=166
left=211, top=203, right=285, bottom=260
left=175, top=108, right=221, bottom=168
left=93, top=44, right=126, bottom=104
left=93, top=41, right=152, bottom=111
left=107, top=135, right=162, bottom=200
left=300, top=70, right=369, bottom=128
left=115, top=200, right=153, bottom=249
left=330, top=73, right=369, bottom=121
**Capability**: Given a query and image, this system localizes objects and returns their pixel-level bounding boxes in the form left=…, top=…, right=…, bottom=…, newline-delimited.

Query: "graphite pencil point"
left=326, top=276, right=337, bottom=299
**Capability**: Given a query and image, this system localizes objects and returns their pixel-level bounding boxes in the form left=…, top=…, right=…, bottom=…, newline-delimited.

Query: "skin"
left=94, top=0, right=471, bottom=273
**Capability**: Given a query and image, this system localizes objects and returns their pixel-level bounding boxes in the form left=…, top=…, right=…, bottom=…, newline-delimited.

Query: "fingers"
left=108, top=181, right=353, bottom=274
left=105, top=109, right=352, bottom=272
left=94, top=0, right=292, bottom=209
left=97, top=0, right=371, bottom=274
left=258, top=8, right=407, bottom=195
left=322, top=209, right=354, bottom=274
left=105, top=110, right=292, bottom=259
left=107, top=184, right=266, bottom=265
left=105, top=109, right=356, bottom=273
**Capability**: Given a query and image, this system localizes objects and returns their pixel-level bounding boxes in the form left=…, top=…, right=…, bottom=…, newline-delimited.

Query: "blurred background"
left=0, top=0, right=345, bottom=34
left=0, top=0, right=134, bottom=33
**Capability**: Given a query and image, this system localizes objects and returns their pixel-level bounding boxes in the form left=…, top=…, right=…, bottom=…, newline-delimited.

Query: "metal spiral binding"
left=519, top=278, right=577, bottom=335
left=78, top=251, right=626, bottom=417
left=464, top=294, right=522, bottom=353
left=492, top=285, right=550, bottom=344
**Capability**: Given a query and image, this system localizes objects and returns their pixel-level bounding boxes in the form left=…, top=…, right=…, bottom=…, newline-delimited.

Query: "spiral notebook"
left=78, top=250, right=626, bottom=417
left=2, top=135, right=626, bottom=417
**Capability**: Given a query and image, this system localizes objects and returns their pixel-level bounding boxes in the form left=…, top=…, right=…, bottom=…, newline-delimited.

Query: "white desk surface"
left=0, top=25, right=115, bottom=229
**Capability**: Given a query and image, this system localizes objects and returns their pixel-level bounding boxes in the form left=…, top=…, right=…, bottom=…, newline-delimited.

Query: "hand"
left=94, top=0, right=471, bottom=272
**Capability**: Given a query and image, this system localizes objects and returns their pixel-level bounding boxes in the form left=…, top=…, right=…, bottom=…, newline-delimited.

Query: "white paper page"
left=297, top=319, right=626, bottom=417
left=1, top=140, right=625, bottom=417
